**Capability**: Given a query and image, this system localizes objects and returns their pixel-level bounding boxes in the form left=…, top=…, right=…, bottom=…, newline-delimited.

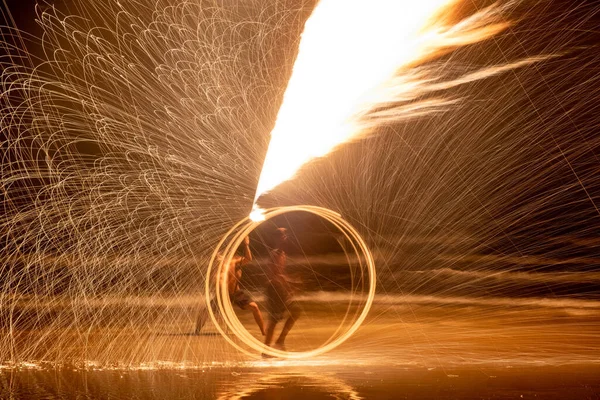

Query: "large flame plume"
left=253, top=0, right=512, bottom=208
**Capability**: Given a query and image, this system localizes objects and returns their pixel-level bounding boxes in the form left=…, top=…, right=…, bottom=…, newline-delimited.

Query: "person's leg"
left=264, top=318, right=277, bottom=347
left=245, top=302, right=266, bottom=336
left=194, top=307, right=208, bottom=335
left=274, top=306, right=300, bottom=349
left=234, top=291, right=265, bottom=336
left=195, top=298, right=218, bottom=334
left=261, top=317, right=279, bottom=358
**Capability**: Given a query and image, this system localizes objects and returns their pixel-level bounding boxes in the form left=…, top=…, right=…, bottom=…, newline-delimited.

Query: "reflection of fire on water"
left=217, top=371, right=362, bottom=400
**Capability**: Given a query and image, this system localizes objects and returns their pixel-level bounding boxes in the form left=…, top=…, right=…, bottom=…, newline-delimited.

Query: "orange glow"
left=249, top=205, right=266, bottom=222
left=253, top=0, right=508, bottom=206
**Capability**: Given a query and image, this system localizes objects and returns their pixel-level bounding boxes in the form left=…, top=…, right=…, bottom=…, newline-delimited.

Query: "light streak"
left=0, top=0, right=597, bottom=368
left=207, top=205, right=376, bottom=359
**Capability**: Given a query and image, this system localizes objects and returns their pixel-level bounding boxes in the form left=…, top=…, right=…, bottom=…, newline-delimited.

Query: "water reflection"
left=2, top=365, right=600, bottom=399
left=0, top=367, right=361, bottom=400
left=217, top=371, right=362, bottom=400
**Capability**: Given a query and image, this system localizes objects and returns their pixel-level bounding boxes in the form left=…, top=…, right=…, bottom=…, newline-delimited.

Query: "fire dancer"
left=195, top=236, right=266, bottom=335
left=263, top=227, right=301, bottom=355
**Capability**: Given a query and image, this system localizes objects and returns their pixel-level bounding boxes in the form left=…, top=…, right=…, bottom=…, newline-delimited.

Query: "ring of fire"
left=205, top=205, right=376, bottom=359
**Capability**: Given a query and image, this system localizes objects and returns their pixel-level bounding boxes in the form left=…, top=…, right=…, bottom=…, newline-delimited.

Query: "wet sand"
left=1, top=297, right=600, bottom=398
left=3, top=296, right=599, bottom=366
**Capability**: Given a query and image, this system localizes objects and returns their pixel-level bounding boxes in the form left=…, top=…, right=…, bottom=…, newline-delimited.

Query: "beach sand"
left=1, top=296, right=600, bottom=398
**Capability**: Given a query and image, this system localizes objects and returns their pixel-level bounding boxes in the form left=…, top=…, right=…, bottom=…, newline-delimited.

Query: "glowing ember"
left=249, top=206, right=266, bottom=222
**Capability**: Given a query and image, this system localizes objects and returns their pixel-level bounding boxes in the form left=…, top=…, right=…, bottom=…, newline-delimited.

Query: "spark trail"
left=0, top=0, right=599, bottom=367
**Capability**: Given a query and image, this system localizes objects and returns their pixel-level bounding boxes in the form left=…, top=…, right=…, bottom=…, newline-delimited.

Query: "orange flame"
left=253, top=0, right=510, bottom=208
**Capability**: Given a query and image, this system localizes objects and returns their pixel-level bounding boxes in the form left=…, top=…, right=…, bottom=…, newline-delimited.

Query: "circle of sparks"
left=205, top=205, right=376, bottom=359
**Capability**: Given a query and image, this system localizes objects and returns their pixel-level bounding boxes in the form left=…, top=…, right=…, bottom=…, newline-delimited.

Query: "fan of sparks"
left=1, top=0, right=595, bottom=366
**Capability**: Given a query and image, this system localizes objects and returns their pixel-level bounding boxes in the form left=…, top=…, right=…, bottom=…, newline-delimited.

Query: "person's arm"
left=239, top=236, right=252, bottom=266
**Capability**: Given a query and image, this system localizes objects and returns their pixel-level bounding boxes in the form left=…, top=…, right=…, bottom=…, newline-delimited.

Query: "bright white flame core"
left=253, top=0, right=457, bottom=202
left=249, top=206, right=266, bottom=222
